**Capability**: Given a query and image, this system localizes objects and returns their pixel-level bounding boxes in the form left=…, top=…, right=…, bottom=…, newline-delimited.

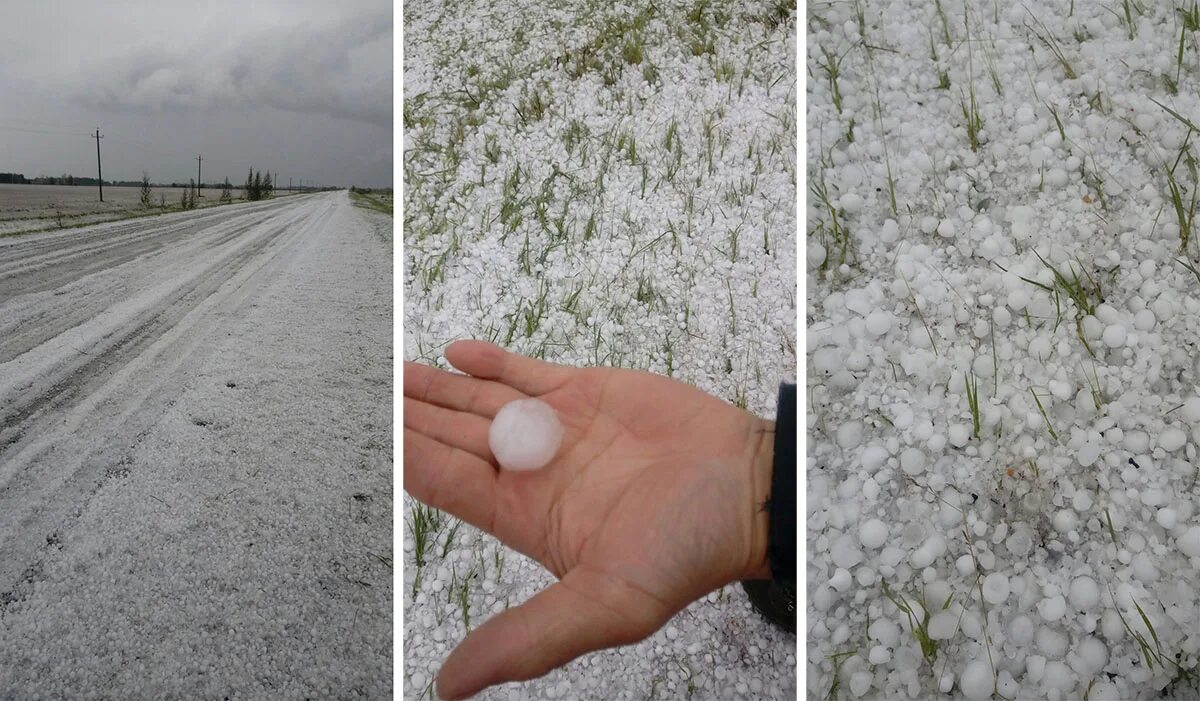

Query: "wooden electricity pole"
left=196, top=155, right=203, bottom=196
left=93, top=128, right=104, bottom=202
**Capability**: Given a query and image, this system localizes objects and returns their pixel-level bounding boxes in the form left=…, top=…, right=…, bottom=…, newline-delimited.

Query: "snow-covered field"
left=807, top=2, right=1200, bottom=699
left=403, top=0, right=796, bottom=698
left=0, top=183, right=287, bottom=236
left=0, top=192, right=392, bottom=698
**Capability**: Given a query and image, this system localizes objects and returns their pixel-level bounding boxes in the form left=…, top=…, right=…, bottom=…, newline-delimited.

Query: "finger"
left=403, top=428, right=497, bottom=534
left=403, top=397, right=495, bottom=464
left=436, top=566, right=672, bottom=700
left=444, top=340, right=573, bottom=397
left=404, top=360, right=524, bottom=417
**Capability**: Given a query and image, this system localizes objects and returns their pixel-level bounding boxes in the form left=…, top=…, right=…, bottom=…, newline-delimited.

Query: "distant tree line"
left=244, top=168, right=273, bottom=201
left=0, top=172, right=149, bottom=186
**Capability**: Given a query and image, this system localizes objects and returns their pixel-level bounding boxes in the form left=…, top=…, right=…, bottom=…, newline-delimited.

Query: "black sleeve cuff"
left=768, top=383, right=796, bottom=585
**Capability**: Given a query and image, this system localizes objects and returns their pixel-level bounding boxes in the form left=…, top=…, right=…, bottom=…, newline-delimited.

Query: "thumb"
left=435, top=566, right=672, bottom=700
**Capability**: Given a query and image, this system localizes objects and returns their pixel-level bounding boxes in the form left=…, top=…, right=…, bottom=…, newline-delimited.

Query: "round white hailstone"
left=1043, top=661, right=1074, bottom=691
left=1038, top=596, right=1067, bottom=621
left=1124, top=431, right=1150, bottom=454
left=1156, top=508, right=1177, bottom=530
left=937, top=219, right=957, bottom=238
left=868, top=645, right=891, bottom=665
left=982, top=573, right=1010, bottom=604
left=910, top=545, right=935, bottom=569
left=1134, top=309, right=1156, bottom=331
left=1076, top=441, right=1101, bottom=467
left=1068, top=576, right=1100, bottom=610
left=489, top=399, right=564, bottom=471
left=956, top=554, right=975, bottom=576
left=1009, top=615, right=1035, bottom=644
left=1178, top=526, right=1200, bottom=558
left=849, top=672, right=873, bottom=697
left=1181, top=397, right=1200, bottom=422
left=840, top=192, right=864, bottom=214
left=1102, top=324, right=1126, bottom=348
left=861, top=445, right=889, bottom=473
left=948, top=424, right=971, bottom=448
left=1159, top=427, right=1187, bottom=452
left=865, top=311, right=892, bottom=336
left=829, top=568, right=852, bottom=592
left=1141, top=488, right=1165, bottom=507
left=1053, top=510, right=1078, bottom=534
left=1046, top=168, right=1069, bottom=187
left=939, top=673, right=955, bottom=694
left=837, top=421, right=864, bottom=450
left=1073, top=489, right=1094, bottom=511
left=960, top=659, right=994, bottom=700
left=1037, top=626, right=1069, bottom=658
left=928, top=611, right=958, bottom=640
left=809, top=243, right=827, bottom=269
left=869, top=618, right=900, bottom=647
left=831, top=533, right=864, bottom=569
left=993, top=306, right=1012, bottom=327
left=900, top=448, right=926, bottom=475
left=1077, top=637, right=1109, bottom=675
left=859, top=519, right=888, bottom=549
left=880, top=219, right=900, bottom=242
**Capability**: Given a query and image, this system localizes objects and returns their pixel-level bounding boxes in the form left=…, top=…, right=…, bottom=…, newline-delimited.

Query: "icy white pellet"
left=489, top=399, right=564, bottom=471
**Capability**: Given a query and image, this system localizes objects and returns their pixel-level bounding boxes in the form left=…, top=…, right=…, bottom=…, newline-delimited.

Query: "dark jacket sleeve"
left=769, top=383, right=796, bottom=586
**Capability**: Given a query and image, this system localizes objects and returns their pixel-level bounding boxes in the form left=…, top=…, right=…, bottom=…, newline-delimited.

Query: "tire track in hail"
left=0, top=196, right=338, bottom=598
left=0, top=200, right=302, bottom=300
left=0, top=204, right=317, bottom=462
left=0, top=213, right=289, bottom=364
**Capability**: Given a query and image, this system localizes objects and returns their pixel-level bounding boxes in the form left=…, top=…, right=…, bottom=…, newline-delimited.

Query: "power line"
left=0, top=124, right=91, bottom=137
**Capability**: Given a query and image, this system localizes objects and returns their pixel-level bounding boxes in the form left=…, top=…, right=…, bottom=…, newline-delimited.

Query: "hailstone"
left=489, top=398, right=564, bottom=471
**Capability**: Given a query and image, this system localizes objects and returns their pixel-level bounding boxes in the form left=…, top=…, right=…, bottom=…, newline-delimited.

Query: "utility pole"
left=196, top=155, right=203, bottom=196
left=93, top=128, right=104, bottom=202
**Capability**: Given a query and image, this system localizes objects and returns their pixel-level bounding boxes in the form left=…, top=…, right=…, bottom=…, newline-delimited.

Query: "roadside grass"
left=351, top=190, right=394, bottom=215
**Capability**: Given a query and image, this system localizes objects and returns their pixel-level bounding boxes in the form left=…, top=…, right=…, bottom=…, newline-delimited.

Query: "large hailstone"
left=489, top=399, right=564, bottom=471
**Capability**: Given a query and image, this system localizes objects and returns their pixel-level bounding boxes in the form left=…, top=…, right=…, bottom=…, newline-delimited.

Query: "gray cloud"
left=77, top=11, right=392, bottom=128
left=0, top=2, right=392, bottom=187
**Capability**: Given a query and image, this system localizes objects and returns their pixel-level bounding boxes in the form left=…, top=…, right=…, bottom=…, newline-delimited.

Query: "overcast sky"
left=0, top=1, right=391, bottom=188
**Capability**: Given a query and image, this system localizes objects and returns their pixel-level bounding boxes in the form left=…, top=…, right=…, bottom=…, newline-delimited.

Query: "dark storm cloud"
left=77, top=10, right=391, bottom=128
left=0, top=1, right=392, bottom=187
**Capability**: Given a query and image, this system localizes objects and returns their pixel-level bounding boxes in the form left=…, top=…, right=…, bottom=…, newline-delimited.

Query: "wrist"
left=744, top=417, right=775, bottom=581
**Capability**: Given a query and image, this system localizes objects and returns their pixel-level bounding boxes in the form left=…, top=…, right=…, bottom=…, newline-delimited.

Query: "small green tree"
left=245, top=167, right=256, bottom=201
left=262, top=171, right=272, bottom=199
left=252, top=170, right=263, bottom=200
left=139, top=172, right=153, bottom=207
left=180, top=187, right=189, bottom=210
left=220, top=177, right=232, bottom=203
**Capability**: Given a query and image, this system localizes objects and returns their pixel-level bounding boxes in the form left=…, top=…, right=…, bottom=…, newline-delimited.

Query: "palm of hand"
left=404, top=341, right=772, bottom=700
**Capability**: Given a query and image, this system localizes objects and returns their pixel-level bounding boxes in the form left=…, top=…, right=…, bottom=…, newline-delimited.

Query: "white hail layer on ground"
left=404, top=0, right=798, bottom=698
left=809, top=1, right=1200, bottom=699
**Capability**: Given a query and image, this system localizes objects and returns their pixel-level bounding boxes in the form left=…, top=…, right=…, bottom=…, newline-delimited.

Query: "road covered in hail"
left=0, top=191, right=392, bottom=698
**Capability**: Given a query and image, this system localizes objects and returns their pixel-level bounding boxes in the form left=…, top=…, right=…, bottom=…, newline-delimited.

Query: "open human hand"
left=404, top=340, right=776, bottom=700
